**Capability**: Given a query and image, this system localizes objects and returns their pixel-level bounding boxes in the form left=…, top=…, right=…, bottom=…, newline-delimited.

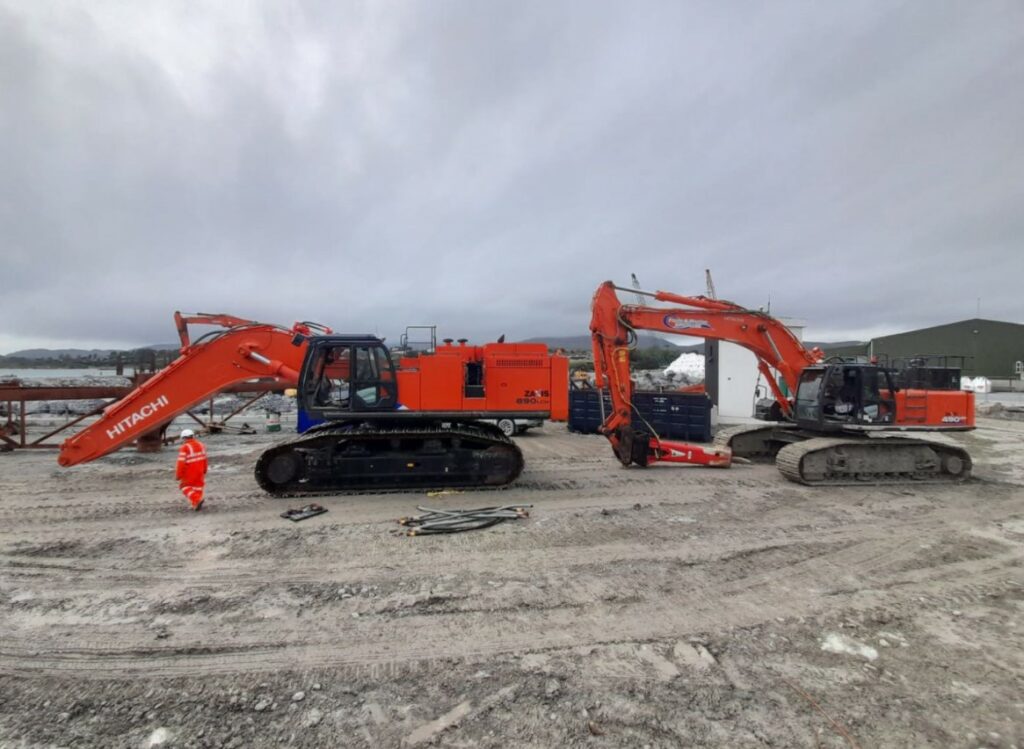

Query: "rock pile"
left=632, top=352, right=705, bottom=390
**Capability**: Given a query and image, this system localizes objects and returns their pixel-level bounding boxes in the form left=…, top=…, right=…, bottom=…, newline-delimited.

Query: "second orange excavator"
left=590, top=281, right=974, bottom=486
left=59, top=312, right=568, bottom=493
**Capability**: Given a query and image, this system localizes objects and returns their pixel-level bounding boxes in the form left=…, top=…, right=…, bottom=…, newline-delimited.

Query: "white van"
left=490, top=417, right=544, bottom=437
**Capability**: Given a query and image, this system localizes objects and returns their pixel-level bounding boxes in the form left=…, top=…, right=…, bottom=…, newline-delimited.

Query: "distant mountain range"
left=2, top=344, right=179, bottom=359
left=5, top=348, right=117, bottom=359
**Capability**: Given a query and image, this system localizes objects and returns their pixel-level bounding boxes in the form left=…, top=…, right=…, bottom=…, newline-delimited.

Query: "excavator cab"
left=794, top=364, right=897, bottom=431
left=298, top=336, right=398, bottom=417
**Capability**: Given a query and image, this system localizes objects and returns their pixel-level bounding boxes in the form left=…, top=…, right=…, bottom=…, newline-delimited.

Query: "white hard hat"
left=180, top=428, right=195, bottom=439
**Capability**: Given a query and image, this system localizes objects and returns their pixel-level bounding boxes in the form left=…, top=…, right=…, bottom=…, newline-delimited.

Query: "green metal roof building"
left=821, top=319, right=1024, bottom=378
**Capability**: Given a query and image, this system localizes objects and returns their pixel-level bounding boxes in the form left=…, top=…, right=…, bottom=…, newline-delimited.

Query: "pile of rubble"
left=192, top=393, right=297, bottom=416
left=976, top=401, right=1024, bottom=421
left=632, top=368, right=700, bottom=390
left=633, top=352, right=705, bottom=391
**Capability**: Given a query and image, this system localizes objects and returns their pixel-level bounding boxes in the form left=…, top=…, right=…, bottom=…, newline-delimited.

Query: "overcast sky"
left=1, top=1, right=1022, bottom=353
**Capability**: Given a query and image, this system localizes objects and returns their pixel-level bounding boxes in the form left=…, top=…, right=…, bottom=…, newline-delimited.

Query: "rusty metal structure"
left=1, top=380, right=138, bottom=451
left=0, top=377, right=286, bottom=453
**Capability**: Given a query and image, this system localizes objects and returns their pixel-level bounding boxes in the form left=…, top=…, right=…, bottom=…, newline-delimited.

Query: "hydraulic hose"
left=397, top=505, right=532, bottom=536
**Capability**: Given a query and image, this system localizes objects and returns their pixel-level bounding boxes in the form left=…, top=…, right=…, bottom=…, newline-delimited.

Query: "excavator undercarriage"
left=714, top=424, right=972, bottom=486
left=254, top=418, right=523, bottom=494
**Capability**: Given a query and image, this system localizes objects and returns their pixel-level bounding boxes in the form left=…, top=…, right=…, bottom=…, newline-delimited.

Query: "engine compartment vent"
left=495, top=359, right=545, bottom=368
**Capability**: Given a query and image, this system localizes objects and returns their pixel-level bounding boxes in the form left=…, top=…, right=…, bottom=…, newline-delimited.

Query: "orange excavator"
left=59, top=312, right=568, bottom=493
left=590, top=281, right=974, bottom=485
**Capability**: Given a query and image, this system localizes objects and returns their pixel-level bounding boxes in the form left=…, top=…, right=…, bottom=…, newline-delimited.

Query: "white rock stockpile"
left=664, top=352, right=705, bottom=382
left=630, top=352, right=706, bottom=391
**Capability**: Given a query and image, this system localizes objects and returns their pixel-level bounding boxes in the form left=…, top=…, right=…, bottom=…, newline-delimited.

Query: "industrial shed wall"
left=868, top=319, right=1024, bottom=377
left=819, top=342, right=869, bottom=360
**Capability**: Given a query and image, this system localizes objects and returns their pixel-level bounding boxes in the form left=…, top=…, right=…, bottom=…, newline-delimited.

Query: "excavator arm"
left=58, top=313, right=331, bottom=467
left=589, top=281, right=822, bottom=468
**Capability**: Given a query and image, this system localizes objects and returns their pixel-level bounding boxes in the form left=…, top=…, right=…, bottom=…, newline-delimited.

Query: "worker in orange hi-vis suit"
left=176, top=428, right=209, bottom=511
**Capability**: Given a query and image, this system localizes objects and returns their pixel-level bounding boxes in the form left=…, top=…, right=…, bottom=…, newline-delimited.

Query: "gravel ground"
left=1, top=419, right=1022, bottom=748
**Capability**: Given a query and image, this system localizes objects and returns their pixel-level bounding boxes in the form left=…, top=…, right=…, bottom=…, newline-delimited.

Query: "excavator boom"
left=58, top=314, right=328, bottom=467
left=590, top=281, right=821, bottom=447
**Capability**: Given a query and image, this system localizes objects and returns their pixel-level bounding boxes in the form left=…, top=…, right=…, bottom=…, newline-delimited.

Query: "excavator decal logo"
left=517, top=389, right=550, bottom=405
left=105, top=395, right=170, bottom=440
left=663, top=314, right=711, bottom=331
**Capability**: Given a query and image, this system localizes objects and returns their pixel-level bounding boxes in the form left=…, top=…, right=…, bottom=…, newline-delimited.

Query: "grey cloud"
left=1, top=1, right=1022, bottom=353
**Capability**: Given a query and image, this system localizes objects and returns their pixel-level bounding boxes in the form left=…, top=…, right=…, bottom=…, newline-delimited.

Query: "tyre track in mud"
left=3, top=557, right=1018, bottom=679
left=0, top=513, right=984, bottom=586
left=3, top=504, right=1020, bottom=678
left=2, top=424, right=1021, bottom=684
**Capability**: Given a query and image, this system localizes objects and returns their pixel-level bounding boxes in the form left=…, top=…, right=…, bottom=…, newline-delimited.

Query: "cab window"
left=308, top=345, right=352, bottom=407
left=795, top=370, right=824, bottom=422
left=352, top=345, right=397, bottom=409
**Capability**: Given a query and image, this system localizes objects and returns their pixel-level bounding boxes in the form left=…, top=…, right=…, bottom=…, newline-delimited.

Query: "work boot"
left=194, top=500, right=205, bottom=512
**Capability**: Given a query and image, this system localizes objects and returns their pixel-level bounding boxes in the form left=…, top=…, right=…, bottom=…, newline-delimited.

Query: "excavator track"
left=249, top=481, right=517, bottom=501
left=713, top=423, right=801, bottom=460
left=254, top=420, right=524, bottom=495
left=775, top=436, right=972, bottom=486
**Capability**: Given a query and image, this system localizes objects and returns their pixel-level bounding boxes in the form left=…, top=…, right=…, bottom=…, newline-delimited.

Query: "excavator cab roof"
left=312, top=334, right=384, bottom=344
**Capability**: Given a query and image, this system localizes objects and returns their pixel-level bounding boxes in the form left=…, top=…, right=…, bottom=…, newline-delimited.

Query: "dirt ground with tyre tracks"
left=1, top=418, right=1022, bottom=747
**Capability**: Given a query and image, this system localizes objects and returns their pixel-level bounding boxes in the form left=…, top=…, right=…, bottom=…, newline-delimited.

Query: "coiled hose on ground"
left=397, top=505, right=532, bottom=536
